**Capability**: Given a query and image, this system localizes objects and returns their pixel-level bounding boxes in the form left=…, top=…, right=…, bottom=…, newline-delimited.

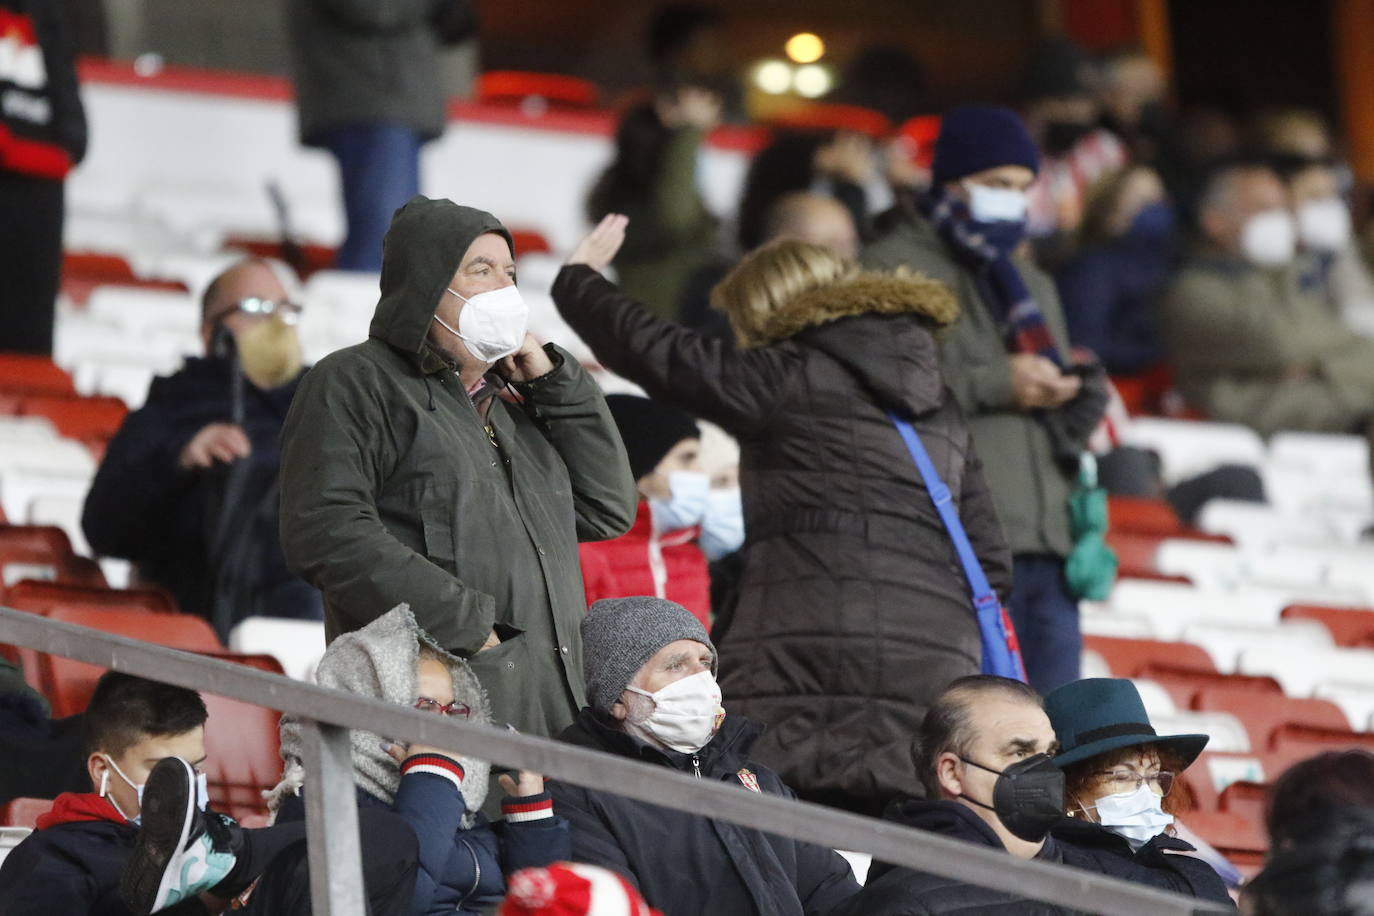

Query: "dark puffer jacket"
left=549, top=708, right=859, bottom=916
left=553, top=264, right=1012, bottom=807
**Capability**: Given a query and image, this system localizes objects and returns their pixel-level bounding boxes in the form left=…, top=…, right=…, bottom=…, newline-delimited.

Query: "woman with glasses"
left=1044, top=678, right=1235, bottom=907
left=269, top=604, right=570, bottom=915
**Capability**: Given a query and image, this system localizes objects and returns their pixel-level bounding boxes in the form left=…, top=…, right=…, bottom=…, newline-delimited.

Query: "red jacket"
left=579, top=501, right=711, bottom=627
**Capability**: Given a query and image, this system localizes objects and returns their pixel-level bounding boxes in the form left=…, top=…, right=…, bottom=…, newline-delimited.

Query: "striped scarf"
left=916, top=187, right=1064, bottom=366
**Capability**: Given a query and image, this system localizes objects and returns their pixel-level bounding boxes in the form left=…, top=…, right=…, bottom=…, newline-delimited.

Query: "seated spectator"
left=1274, top=154, right=1374, bottom=337
left=836, top=675, right=1071, bottom=913
left=272, top=603, right=570, bottom=914
left=0, top=671, right=417, bottom=915
left=557, top=220, right=1010, bottom=816
left=1163, top=160, right=1374, bottom=441
left=677, top=190, right=860, bottom=343
left=1044, top=678, right=1233, bottom=906
left=548, top=596, right=860, bottom=916
left=0, top=655, right=87, bottom=804
left=1055, top=165, right=1175, bottom=375
left=500, top=862, right=663, bottom=916
left=579, top=394, right=719, bottom=627
left=82, top=258, right=321, bottom=636
left=586, top=87, right=721, bottom=319
left=1262, top=748, right=1374, bottom=851
left=1244, top=806, right=1374, bottom=916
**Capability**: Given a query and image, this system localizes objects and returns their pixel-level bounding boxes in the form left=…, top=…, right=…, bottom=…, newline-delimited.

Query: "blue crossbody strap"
left=887, top=411, right=997, bottom=608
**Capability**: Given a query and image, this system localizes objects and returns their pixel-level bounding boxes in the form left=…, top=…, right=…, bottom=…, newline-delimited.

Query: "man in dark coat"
left=286, top=0, right=477, bottom=271
left=553, top=214, right=1011, bottom=816
left=864, top=106, right=1109, bottom=695
left=549, top=596, right=860, bottom=916
left=82, top=259, right=321, bottom=635
left=278, top=197, right=637, bottom=755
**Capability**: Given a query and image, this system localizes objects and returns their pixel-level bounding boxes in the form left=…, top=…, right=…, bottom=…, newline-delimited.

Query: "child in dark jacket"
left=271, top=603, right=570, bottom=916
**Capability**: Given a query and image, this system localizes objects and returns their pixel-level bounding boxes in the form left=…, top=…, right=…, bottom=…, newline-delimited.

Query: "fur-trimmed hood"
left=726, top=271, right=958, bottom=351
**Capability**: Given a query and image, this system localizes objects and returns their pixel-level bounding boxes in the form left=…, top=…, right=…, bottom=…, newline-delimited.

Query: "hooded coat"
left=552, top=263, right=1012, bottom=807
left=549, top=708, right=860, bottom=916
left=278, top=198, right=638, bottom=746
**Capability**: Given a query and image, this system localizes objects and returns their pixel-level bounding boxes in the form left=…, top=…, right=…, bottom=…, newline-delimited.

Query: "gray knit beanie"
left=582, top=597, right=716, bottom=715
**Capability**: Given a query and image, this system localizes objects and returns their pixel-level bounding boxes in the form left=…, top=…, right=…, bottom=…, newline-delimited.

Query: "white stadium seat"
left=1150, top=711, right=1251, bottom=753
left=1238, top=645, right=1374, bottom=696
left=228, top=616, right=327, bottom=683
left=1119, top=418, right=1265, bottom=485
left=1178, top=621, right=1332, bottom=673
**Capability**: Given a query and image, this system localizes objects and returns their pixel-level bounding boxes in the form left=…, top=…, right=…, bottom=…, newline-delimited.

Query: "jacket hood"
left=35, top=792, right=125, bottom=830
left=731, top=271, right=958, bottom=351
left=368, top=195, right=514, bottom=371
left=277, top=603, right=492, bottom=818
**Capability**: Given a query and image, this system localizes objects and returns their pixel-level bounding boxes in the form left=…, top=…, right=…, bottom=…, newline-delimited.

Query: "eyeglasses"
left=413, top=697, right=471, bottom=718
left=1095, top=768, right=1175, bottom=796
left=227, top=297, right=303, bottom=326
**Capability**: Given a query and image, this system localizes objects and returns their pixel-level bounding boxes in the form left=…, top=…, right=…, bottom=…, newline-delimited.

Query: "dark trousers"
left=0, top=172, right=64, bottom=355
left=1007, top=554, right=1081, bottom=694
left=317, top=123, right=422, bottom=272
left=237, top=809, right=418, bottom=916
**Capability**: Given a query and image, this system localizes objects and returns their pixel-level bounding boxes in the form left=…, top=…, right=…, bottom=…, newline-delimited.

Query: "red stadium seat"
left=1282, top=604, right=1374, bottom=647
left=17, top=394, right=129, bottom=445
left=1146, top=668, right=1283, bottom=710
left=4, top=579, right=179, bottom=614
left=0, top=525, right=106, bottom=589
left=0, top=354, right=75, bottom=396
left=476, top=70, right=600, bottom=108
left=769, top=103, right=893, bottom=139
left=1109, top=496, right=1186, bottom=536
left=0, top=797, right=53, bottom=828
left=1084, top=635, right=1218, bottom=678
left=222, top=237, right=338, bottom=279
left=1195, top=686, right=1350, bottom=750
left=508, top=229, right=553, bottom=255
left=200, top=652, right=285, bottom=820
left=39, top=608, right=223, bottom=717
left=1182, top=810, right=1267, bottom=867
left=1265, top=724, right=1374, bottom=776
left=1218, top=780, right=1269, bottom=827
left=59, top=252, right=189, bottom=305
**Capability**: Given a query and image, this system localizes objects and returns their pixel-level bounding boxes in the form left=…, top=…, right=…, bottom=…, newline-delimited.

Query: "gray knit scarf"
left=272, top=604, right=491, bottom=824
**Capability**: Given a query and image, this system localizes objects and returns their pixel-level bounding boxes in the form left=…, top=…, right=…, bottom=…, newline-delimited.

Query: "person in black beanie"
left=865, top=105, right=1109, bottom=696
left=578, top=394, right=715, bottom=627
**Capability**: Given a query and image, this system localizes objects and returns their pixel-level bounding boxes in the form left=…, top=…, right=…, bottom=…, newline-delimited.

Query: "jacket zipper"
left=464, top=841, right=482, bottom=899
left=692, top=754, right=702, bottom=778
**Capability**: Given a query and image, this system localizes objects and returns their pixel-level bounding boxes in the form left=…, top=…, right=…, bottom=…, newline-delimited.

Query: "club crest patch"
left=737, top=768, right=761, bottom=793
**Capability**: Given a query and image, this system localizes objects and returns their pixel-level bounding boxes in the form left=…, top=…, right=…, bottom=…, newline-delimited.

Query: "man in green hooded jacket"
left=279, top=196, right=637, bottom=745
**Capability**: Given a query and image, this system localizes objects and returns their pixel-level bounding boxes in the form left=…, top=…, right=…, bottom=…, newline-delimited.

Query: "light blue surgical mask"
left=649, top=471, right=710, bottom=533
left=698, top=487, right=744, bottom=561
left=1088, top=783, right=1174, bottom=850
left=100, top=754, right=209, bottom=825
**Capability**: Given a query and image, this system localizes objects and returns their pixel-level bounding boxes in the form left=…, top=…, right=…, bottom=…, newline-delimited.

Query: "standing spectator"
left=82, top=259, right=321, bottom=634
left=278, top=198, right=636, bottom=767
left=1163, top=161, right=1374, bottom=438
left=273, top=604, right=570, bottom=914
left=1055, top=165, right=1175, bottom=375
left=549, top=597, right=860, bottom=916
left=0, top=0, right=85, bottom=355
left=578, top=394, right=713, bottom=628
left=1019, top=36, right=1128, bottom=253
left=865, top=106, right=1107, bottom=695
left=586, top=87, right=722, bottom=319
left=286, top=0, right=477, bottom=272
left=736, top=130, right=876, bottom=254
left=555, top=219, right=1010, bottom=815
left=1045, top=678, right=1233, bottom=907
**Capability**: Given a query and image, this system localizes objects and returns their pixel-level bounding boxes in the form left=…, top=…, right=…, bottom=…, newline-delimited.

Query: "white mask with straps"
left=433, top=285, right=529, bottom=363
left=648, top=470, right=710, bottom=534
left=963, top=182, right=1029, bottom=223
left=698, top=487, right=745, bottom=561
left=99, top=754, right=209, bottom=826
left=1087, top=783, right=1174, bottom=850
left=1241, top=208, right=1297, bottom=267
left=624, top=670, right=724, bottom=754
left=1296, top=197, right=1352, bottom=253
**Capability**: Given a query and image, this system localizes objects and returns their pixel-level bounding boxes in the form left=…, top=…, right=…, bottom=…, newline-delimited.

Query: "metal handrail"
left=0, top=607, right=1235, bottom=915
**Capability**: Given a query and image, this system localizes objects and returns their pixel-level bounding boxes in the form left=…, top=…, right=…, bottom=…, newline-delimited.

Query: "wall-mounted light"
left=793, top=64, right=833, bottom=99
left=785, top=32, right=825, bottom=65
left=754, top=59, right=793, bottom=95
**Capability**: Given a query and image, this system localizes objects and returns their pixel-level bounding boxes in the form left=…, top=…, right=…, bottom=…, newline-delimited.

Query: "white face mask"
left=625, top=670, right=725, bottom=754
left=1296, top=198, right=1352, bottom=253
left=1241, top=208, right=1297, bottom=267
left=964, top=182, right=1029, bottom=223
left=698, top=487, right=744, bottom=561
left=1090, top=783, right=1174, bottom=850
left=434, top=284, right=529, bottom=364
left=649, top=470, right=710, bottom=534
left=100, top=754, right=209, bottom=825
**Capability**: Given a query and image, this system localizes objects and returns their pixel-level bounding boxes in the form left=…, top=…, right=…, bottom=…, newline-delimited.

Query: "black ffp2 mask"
left=959, top=753, right=1065, bottom=842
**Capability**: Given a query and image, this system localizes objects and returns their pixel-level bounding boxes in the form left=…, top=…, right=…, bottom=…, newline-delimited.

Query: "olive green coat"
left=864, top=211, right=1075, bottom=557
left=1164, top=253, right=1374, bottom=435
left=278, top=198, right=637, bottom=742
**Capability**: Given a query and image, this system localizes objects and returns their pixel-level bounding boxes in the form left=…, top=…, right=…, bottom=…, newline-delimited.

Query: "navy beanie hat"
left=931, top=105, right=1041, bottom=186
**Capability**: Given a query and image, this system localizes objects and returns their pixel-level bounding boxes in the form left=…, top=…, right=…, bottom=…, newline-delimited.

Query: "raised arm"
left=554, top=215, right=797, bottom=434
left=278, top=358, right=496, bottom=653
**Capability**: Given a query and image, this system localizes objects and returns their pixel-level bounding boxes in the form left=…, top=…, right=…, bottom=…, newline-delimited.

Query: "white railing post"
left=300, top=721, right=366, bottom=916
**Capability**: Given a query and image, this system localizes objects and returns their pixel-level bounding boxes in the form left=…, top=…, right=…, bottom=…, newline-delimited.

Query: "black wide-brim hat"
left=1045, top=678, right=1210, bottom=770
